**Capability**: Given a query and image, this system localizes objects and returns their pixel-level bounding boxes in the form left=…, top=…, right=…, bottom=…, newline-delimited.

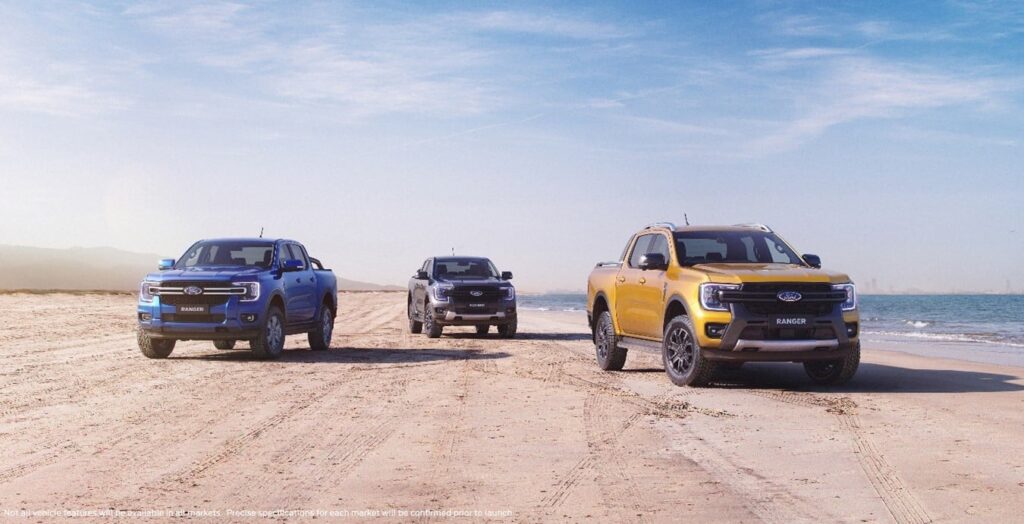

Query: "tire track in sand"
left=747, top=389, right=931, bottom=524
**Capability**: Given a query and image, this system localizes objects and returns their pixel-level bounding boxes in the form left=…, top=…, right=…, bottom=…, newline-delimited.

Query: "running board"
left=617, top=336, right=662, bottom=353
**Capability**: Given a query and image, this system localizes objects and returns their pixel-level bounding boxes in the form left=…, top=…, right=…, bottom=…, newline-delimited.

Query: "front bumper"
left=137, top=296, right=263, bottom=341
left=432, top=302, right=517, bottom=326
left=700, top=304, right=858, bottom=362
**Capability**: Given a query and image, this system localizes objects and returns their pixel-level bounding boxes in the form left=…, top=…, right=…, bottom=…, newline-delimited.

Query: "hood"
left=146, top=266, right=265, bottom=282
left=436, top=277, right=508, bottom=286
left=693, top=263, right=851, bottom=284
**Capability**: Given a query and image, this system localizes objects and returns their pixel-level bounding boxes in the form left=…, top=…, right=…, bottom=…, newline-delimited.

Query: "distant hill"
left=0, top=245, right=401, bottom=292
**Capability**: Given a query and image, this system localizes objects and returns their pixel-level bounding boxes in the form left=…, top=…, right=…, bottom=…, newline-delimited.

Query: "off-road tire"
left=804, top=342, right=860, bottom=386
left=497, top=319, right=517, bottom=339
left=213, top=340, right=236, bottom=350
left=138, top=331, right=175, bottom=359
left=424, top=306, right=443, bottom=338
left=308, top=306, right=334, bottom=351
left=251, top=307, right=286, bottom=360
left=475, top=325, right=489, bottom=336
left=408, top=300, right=423, bottom=334
left=594, top=311, right=626, bottom=371
left=662, top=315, right=717, bottom=387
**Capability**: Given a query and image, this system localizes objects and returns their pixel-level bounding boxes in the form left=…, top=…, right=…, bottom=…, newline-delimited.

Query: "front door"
left=616, top=234, right=654, bottom=337
left=282, top=243, right=317, bottom=323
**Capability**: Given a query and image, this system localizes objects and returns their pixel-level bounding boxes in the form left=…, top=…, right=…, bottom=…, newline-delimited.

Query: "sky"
left=0, top=1, right=1021, bottom=293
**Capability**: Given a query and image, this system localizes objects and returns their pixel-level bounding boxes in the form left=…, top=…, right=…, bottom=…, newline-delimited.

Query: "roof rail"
left=733, top=223, right=773, bottom=233
left=644, top=222, right=677, bottom=230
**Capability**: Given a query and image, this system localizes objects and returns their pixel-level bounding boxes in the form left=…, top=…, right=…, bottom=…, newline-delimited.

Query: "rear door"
left=616, top=234, right=654, bottom=337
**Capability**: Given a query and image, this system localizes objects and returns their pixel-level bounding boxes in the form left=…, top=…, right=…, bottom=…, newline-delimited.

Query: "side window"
left=628, top=234, right=654, bottom=268
left=649, top=235, right=670, bottom=260
left=290, top=244, right=309, bottom=269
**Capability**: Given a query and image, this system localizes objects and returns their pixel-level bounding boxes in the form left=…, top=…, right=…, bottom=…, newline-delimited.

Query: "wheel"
left=662, top=315, right=716, bottom=387
left=213, top=340, right=236, bottom=350
left=408, top=300, right=423, bottom=334
left=475, top=325, right=489, bottom=336
left=308, top=306, right=334, bottom=351
left=497, top=319, right=517, bottom=339
left=250, top=307, right=285, bottom=359
left=593, top=311, right=626, bottom=370
left=804, top=342, right=860, bottom=385
left=138, top=331, right=175, bottom=359
left=424, top=305, right=443, bottom=338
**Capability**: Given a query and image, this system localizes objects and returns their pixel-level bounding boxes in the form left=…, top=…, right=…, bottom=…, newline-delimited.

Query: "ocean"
left=518, top=293, right=1024, bottom=352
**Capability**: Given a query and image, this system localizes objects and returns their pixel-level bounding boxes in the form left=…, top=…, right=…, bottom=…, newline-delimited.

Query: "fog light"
left=435, top=307, right=447, bottom=315
left=242, top=314, right=257, bottom=323
left=705, top=323, right=727, bottom=339
left=139, top=313, right=152, bottom=321
left=845, top=322, right=858, bottom=337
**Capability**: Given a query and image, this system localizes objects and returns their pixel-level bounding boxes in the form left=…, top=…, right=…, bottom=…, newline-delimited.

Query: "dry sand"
left=1, top=291, right=1022, bottom=522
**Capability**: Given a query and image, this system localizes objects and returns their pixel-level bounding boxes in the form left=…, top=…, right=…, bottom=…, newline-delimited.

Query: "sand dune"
left=0, top=244, right=400, bottom=292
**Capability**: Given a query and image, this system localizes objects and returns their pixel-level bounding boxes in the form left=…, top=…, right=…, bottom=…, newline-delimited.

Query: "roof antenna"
left=451, top=247, right=455, bottom=256
left=684, top=214, right=690, bottom=226
left=259, top=227, right=264, bottom=238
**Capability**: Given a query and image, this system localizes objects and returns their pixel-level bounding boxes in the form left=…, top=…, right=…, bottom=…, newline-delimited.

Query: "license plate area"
left=468, top=303, right=486, bottom=308
left=772, top=316, right=811, bottom=327
left=177, top=304, right=209, bottom=315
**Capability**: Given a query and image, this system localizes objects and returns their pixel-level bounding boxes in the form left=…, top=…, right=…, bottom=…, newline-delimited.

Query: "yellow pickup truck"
left=586, top=223, right=859, bottom=387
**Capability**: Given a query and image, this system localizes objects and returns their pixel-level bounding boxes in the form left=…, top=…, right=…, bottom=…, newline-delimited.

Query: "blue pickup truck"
left=137, top=238, right=337, bottom=359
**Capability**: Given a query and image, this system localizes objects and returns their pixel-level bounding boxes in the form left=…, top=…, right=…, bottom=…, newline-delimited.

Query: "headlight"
left=501, top=286, right=515, bottom=300
left=233, top=281, right=260, bottom=302
left=432, top=284, right=453, bottom=302
left=140, top=281, right=159, bottom=302
left=833, top=283, right=857, bottom=311
left=699, top=283, right=739, bottom=312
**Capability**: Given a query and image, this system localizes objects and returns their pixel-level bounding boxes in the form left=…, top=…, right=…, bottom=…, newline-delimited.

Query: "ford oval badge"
left=184, top=286, right=203, bottom=296
left=470, top=290, right=484, bottom=297
left=777, top=291, right=802, bottom=302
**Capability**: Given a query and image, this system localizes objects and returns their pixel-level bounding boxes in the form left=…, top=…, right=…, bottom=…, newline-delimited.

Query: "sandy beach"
left=1, top=291, right=1022, bottom=522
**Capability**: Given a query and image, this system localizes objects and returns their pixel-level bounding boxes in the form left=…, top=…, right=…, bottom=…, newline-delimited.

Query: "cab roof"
left=640, top=223, right=774, bottom=234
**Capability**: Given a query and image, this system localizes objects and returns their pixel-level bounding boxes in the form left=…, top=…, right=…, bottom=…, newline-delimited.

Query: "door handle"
left=639, top=277, right=647, bottom=284
left=617, top=277, right=626, bottom=283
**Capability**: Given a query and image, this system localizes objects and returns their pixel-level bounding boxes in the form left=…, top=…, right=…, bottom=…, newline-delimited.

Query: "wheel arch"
left=663, top=295, right=691, bottom=331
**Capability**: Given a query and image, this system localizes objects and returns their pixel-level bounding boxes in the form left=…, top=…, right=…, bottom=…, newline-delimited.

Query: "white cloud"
left=750, top=58, right=998, bottom=153
left=452, top=10, right=629, bottom=40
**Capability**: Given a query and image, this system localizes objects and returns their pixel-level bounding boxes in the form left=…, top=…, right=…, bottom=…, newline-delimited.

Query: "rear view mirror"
left=803, top=254, right=822, bottom=268
left=158, top=259, right=175, bottom=270
left=282, top=259, right=304, bottom=272
left=639, top=253, right=668, bottom=271
left=501, top=271, right=513, bottom=280
left=416, top=270, right=429, bottom=280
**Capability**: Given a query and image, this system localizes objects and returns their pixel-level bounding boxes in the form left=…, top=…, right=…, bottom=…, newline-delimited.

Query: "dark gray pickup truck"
left=408, top=256, right=517, bottom=338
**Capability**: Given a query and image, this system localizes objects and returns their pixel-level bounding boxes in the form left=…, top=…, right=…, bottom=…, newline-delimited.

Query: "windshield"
left=175, top=241, right=275, bottom=269
left=673, top=231, right=804, bottom=266
left=434, top=258, right=499, bottom=280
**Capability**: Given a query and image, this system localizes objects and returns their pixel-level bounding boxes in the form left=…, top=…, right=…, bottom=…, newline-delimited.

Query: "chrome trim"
left=443, top=312, right=506, bottom=321
left=644, top=222, right=677, bottom=230
left=151, top=286, right=247, bottom=296
left=733, top=223, right=773, bottom=233
left=733, top=339, right=839, bottom=352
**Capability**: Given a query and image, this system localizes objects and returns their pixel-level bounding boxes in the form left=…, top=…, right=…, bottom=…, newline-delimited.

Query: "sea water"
left=519, top=293, right=1024, bottom=362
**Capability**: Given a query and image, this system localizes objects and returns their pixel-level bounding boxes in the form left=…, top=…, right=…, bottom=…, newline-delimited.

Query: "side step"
left=617, top=336, right=662, bottom=353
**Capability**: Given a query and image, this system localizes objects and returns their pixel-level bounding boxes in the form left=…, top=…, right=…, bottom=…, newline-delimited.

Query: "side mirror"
left=501, top=271, right=513, bottom=280
left=639, top=253, right=668, bottom=271
left=282, top=259, right=304, bottom=272
left=416, top=270, right=429, bottom=280
left=158, top=259, right=175, bottom=270
left=802, top=254, right=822, bottom=268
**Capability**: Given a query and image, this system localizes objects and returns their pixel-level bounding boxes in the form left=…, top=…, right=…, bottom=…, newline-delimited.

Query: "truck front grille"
left=721, top=283, right=844, bottom=316
left=448, top=286, right=503, bottom=302
left=156, top=281, right=240, bottom=306
left=739, top=325, right=836, bottom=340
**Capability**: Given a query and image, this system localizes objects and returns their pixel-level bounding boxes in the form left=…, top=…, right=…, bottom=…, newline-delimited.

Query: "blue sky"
left=0, top=1, right=1021, bottom=292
